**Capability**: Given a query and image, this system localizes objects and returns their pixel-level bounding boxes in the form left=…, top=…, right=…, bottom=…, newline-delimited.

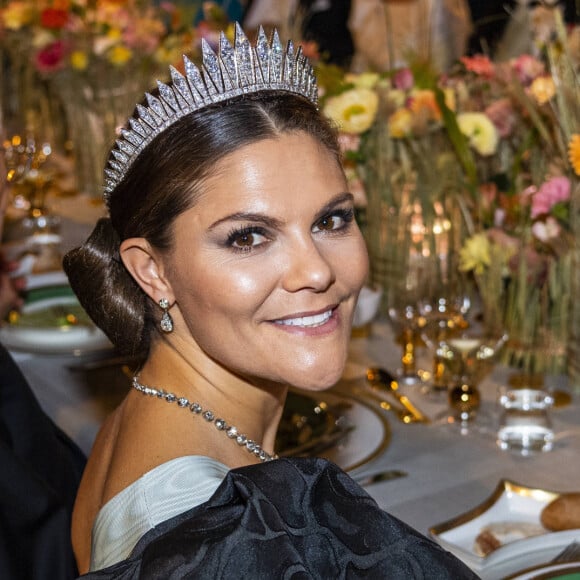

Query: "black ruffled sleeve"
left=81, top=457, right=479, bottom=579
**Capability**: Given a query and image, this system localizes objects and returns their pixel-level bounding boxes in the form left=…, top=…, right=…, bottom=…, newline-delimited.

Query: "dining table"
left=6, top=203, right=580, bottom=580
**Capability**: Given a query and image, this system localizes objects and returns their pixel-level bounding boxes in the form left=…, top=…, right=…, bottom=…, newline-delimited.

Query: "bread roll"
left=541, top=493, right=580, bottom=531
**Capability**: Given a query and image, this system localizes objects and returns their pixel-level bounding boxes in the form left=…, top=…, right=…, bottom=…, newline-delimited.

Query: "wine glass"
left=418, top=293, right=471, bottom=396
left=3, top=131, right=59, bottom=238
left=436, top=329, right=509, bottom=433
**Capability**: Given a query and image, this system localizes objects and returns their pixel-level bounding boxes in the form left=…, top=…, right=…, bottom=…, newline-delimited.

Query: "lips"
left=273, top=308, right=334, bottom=328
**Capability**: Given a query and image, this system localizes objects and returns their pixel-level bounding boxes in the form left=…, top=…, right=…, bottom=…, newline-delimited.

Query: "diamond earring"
left=158, top=298, right=174, bottom=333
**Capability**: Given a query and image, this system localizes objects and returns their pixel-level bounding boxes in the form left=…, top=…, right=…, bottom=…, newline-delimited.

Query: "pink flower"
left=460, top=55, right=494, bottom=78
left=531, top=176, right=571, bottom=218
left=35, top=40, right=66, bottom=73
left=511, top=55, right=545, bottom=85
left=485, top=98, right=517, bottom=138
left=393, top=68, right=413, bottom=91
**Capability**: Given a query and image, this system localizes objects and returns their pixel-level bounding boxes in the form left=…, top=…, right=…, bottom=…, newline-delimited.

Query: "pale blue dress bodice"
left=90, top=455, right=229, bottom=571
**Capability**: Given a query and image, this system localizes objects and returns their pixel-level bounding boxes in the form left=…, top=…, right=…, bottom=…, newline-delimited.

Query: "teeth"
left=275, top=310, right=332, bottom=328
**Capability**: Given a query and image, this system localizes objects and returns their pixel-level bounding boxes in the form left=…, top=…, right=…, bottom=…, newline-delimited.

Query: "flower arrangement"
left=0, top=1, right=216, bottom=77
left=446, top=22, right=579, bottom=374
left=0, top=1, right=231, bottom=199
left=319, top=11, right=580, bottom=376
left=319, top=60, right=468, bottom=287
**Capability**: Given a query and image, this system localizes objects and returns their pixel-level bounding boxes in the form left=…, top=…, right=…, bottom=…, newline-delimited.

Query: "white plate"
left=319, top=390, right=390, bottom=471
left=0, top=295, right=112, bottom=355
left=282, top=389, right=390, bottom=472
left=430, top=480, right=580, bottom=580
left=24, top=270, right=69, bottom=290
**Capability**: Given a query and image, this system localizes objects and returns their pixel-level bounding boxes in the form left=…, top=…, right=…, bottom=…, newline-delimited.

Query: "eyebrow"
left=208, top=192, right=355, bottom=231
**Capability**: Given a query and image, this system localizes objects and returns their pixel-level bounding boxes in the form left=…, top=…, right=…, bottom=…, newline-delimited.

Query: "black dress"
left=80, top=457, right=479, bottom=579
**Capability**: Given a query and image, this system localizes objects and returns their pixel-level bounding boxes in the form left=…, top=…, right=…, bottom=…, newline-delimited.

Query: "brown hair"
left=63, top=92, right=341, bottom=357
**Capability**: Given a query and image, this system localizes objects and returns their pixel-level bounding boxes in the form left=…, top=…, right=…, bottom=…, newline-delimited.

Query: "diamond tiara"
left=103, top=23, right=318, bottom=201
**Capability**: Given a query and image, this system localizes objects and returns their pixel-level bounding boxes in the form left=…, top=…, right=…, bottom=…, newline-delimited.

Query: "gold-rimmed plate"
left=277, top=389, right=390, bottom=472
left=430, top=480, right=580, bottom=579
left=0, top=293, right=112, bottom=355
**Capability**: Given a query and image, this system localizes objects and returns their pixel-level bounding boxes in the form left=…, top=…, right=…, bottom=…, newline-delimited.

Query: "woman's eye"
left=228, top=229, right=268, bottom=250
left=313, top=210, right=353, bottom=233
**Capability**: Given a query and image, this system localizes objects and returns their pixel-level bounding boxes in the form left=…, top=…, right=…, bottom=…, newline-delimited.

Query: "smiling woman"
left=62, top=25, right=478, bottom=579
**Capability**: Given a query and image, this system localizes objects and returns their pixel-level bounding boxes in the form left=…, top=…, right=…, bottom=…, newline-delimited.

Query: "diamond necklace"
left=131, top=376, right=278, bottom=463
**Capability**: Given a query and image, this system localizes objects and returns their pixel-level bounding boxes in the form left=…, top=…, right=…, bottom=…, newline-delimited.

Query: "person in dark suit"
left=1, top=129, right=86, bottom=580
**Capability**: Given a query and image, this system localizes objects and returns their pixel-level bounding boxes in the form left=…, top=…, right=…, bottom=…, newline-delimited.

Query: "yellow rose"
left=107, top=45, right=133, bottom=67
left=456, top=112, right=499, bottom=156
left=70, top=51, right=89, bottom=71
left=388, top=108, right=413, bottom=138
left=459, top=233, right=491, bottom=275
left=529, top=76, right=556, bottom=105
left=323, top=88, right=379, bottom=134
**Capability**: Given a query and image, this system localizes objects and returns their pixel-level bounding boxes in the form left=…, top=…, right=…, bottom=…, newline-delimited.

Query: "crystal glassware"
left=437, top=330, right=509, bottom=432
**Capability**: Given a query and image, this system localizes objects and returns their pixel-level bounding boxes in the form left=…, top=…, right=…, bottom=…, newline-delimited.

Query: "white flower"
left=344, top=72, right=380, bottom=90
left=456, top=112, right=499, bottom=156
left=323, top=88, right=379, bottom=134
left=532, top=217, right=561, bottom=242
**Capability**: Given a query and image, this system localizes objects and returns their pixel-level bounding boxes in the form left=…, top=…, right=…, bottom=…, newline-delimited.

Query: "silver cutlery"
left=551, top=541, right=580, bottom=563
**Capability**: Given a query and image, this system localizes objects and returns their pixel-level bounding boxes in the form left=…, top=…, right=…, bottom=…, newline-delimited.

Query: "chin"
left=287, top=365, right=346, bottom=392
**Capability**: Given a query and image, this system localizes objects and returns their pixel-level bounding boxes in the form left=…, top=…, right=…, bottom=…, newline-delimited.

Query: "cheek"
left=332, top=233, right=369, bottom=290
left=193, top=263, right=276, bottom=314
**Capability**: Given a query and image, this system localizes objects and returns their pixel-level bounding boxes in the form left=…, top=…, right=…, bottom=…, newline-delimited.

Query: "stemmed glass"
left=436, top=329, right=509, bottom=432
left=3, top=131, right=59, bottom=238
left=418, top=293, right=471, bottom=396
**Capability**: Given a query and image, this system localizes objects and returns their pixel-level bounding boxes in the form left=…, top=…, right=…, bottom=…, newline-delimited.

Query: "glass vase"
left=499, top=244, right=571, bottom=377
left=50, top=68, right=153, bottom=200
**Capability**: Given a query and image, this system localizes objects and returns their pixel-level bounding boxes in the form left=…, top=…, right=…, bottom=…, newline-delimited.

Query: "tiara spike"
left=145, top=93, right=166, bottom=121
left=183, top=56, right=208, bottom=104
left=269, top=30, right=283, bottom=83
left=103, top=23, right=319, bottom=202
left=128, top=117, right=147, bottom=138
left=201, top=39, right=223, bottom=97
left=234, top=22, right=253, bottom=88
left=157, top=81, right=180, bottom=113
left=219, top=32, right=237, bottom=87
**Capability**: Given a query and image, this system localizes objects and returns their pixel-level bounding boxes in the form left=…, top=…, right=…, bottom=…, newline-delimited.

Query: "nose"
left=281, top=236, right=335, bottom=293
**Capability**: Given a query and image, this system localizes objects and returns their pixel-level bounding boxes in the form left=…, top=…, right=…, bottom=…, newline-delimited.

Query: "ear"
left=120, top=238, right=174, bottom=304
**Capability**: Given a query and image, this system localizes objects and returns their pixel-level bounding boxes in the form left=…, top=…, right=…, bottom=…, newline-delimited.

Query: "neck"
left=137, top=339, right=287, bottom=458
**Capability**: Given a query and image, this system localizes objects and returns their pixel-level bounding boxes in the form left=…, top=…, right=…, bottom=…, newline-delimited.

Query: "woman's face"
left=164, top=132, right=369, bottom=390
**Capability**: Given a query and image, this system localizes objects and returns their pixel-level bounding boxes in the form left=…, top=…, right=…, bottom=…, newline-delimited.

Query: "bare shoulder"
left=71, top=406, right=123, bottom=574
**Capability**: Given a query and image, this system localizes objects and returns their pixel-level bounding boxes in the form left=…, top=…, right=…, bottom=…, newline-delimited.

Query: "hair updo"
left=63, top=92, right=341, bottom=357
